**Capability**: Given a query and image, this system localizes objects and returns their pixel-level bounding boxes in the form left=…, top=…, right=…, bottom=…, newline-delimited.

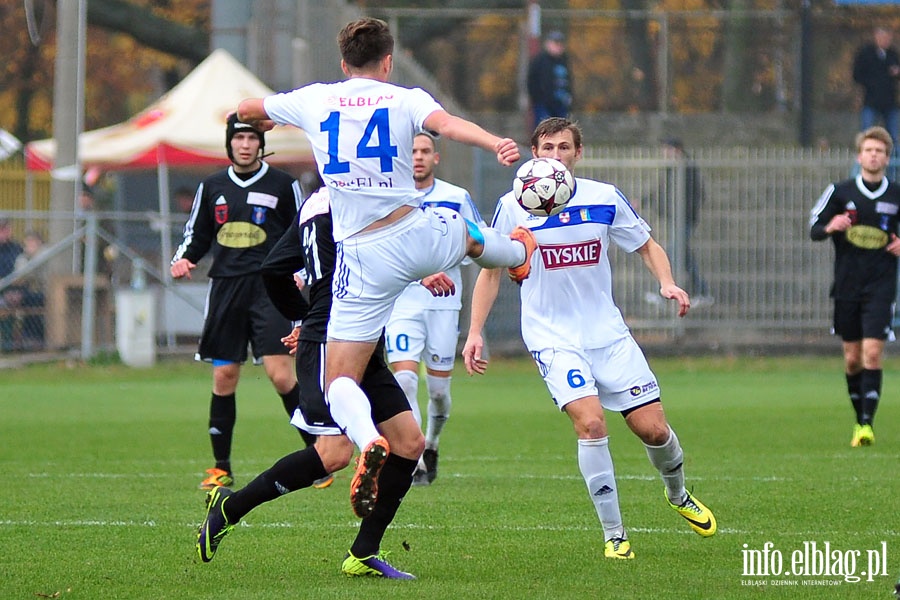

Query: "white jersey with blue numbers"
left=263, top=78, right=444, bottom=241
left=391, top=178, right=485, bottom=312
left=491, top=177, right=651, bottom=351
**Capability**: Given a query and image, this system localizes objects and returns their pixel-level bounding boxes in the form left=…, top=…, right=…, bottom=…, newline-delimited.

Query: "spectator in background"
left=12, top=231, right=46, bottom=349
left=0, top=218, right=22, bottom=279
left=527, top=30, right=573, bottom=131
left=76, top=186, right=116, bottom=282
left=853, top=26, right=900, bottom=145
left=659, top=138, right=712, bottom=305
left=0, top=218, right=23, bottom=351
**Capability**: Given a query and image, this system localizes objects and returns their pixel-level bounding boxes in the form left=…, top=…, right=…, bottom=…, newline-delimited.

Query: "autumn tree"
left=0, top=0, right=209, bottom=143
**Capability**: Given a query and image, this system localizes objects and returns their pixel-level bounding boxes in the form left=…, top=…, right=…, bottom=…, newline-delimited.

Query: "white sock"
left=425, top=374, right=451, bottom=448
left=577, top=437, right=625, bottom=542
left=326, top=377, right=380, bottom=452
left=393, top=369, right=422, bottom=427
left=471, top=226, right=526, bottom=269
left=644, top=427, right=686, bottom=505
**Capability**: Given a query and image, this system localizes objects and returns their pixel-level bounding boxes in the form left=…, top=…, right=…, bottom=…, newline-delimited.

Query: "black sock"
left=846, top=371, right=863, bottom=424
left=859, top=368, right=882, bottom=426
left=209, top=392, right=236, bottom=472
left=224, top=446, right=328, bottom=523
left=279, top=384, right=316, bottom=447
left=350, top=453, right=417, bottom=558
left=279, top=383, right=300, bottom=417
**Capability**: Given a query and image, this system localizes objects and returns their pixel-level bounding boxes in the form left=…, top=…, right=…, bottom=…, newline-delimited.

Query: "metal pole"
left=48, top=0, right=85, bottom=277
left=657, top=14, right=669, bottom=115
left=81, top=211, right=97, bottom=359
left=157, top=160, right=176, bottom=348
left=798, top=0, right=813, bottom=146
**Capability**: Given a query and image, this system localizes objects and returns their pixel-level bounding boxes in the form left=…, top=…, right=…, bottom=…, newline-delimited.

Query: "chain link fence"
left=1, top=145, right=866, bottom=361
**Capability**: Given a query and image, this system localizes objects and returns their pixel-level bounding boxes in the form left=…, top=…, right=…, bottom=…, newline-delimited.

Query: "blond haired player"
left=464, top=118, right=717, bottom=560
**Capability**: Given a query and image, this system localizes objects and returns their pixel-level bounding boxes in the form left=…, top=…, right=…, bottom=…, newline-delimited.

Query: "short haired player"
left=197, top=187, right=430, bottom=578
left=809, top=125, right=900, bottom=447
left=385, top=132, right=481, bottom=485
left=171, top=114, right=309, bottom=490
left=463, top=118, right=717, bottom=560
left=235, top=18, right=536, bottom=518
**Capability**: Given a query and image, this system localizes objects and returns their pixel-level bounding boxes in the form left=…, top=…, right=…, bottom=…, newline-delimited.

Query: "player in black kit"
left=196, top=186, right=434, bottom=579
left=171, top=114, right=314, bottom=490
left=809, top=126, right=900, bottom=447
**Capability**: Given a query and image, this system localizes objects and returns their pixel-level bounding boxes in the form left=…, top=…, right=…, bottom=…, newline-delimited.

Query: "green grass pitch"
left=1, top=355, right=898, bottom=599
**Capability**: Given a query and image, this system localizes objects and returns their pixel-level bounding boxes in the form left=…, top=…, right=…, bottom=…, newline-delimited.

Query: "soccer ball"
left=513, top=157, right=575, bottom=217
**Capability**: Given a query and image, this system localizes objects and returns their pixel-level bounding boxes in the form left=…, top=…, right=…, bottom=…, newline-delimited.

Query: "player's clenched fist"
left=170, top=258, right=196, bottom=279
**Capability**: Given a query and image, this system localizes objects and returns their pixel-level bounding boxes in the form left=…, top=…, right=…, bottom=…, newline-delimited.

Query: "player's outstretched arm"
left=236, top=99, right=276, bottom=132
left=636, top=238, right=690, bottom=318
left=462, top=267, right=502, bottom=375
left=423, top=111, right=520, bottom=166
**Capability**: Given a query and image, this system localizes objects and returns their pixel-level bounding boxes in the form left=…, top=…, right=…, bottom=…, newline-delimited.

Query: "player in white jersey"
left=385, top=132, right=481, bottom=485
left=235, top=18, right=537, bottom=519
left=463, top=118, right=717, bottom=560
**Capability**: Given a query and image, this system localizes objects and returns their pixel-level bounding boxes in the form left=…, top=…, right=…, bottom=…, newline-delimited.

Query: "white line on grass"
left=25, top=472, right=790, bottom=482
left=2, top=519, right=897, bottom=539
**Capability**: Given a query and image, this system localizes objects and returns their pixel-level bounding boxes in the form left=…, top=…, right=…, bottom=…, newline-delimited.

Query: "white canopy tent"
left=25, top=48, right=314, bottom=347
left=26, top=48, right=312, bottom=171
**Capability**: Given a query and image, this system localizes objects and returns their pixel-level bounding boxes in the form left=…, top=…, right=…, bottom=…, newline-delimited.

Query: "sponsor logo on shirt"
left=876, top=201, right=898, bottom=215
left=247, top=192, right=279, bottom=209
left=846, top=224, right=888, bottom=250
left=539, top=240, right=601, bottom=269
left=328, top=177, right=394, bottom=189
left=252, top=206, right=267, bottom=225
left=214, top=196, right=228, bottom=224
left=326, top=94, right=395, bottom=107
left=216, top=222, right=267, bottom=248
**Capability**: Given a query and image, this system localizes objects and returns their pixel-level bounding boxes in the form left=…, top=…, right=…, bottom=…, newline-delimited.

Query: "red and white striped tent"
left=25, top=48, right=312, bottom=171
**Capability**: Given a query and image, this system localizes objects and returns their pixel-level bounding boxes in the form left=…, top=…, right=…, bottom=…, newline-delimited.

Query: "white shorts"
left=385, top=308, right=460, bottom=371
left=531, top=336, right=660, bottom=412
left=329, top=207, right=468, bottom=342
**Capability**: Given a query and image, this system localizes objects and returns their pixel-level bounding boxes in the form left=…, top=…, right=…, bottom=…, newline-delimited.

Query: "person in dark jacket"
left=853, top=26, right=900, bottom=144
left=527, top=30, right=573, bottom=131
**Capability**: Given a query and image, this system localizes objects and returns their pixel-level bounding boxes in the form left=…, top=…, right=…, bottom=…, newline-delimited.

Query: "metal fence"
left=0, top=146, right=870, bottom=361
left=477, top=146, right=861, bottom=354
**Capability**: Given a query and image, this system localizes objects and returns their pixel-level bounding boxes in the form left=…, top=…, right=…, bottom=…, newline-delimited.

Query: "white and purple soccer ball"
left=513, top=157, right=575, bottom=217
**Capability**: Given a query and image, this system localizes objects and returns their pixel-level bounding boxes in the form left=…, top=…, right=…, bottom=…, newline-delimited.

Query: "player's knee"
left=393, top=369, right=419, bottom=400
left=315, top=436, right=354, bottom=472
left=270, top=373, right=297, bottom=394
left=212, top=365, right=239, bottom=392
left=426, top=374, right=451, bottom=402
left=639, top=423, right=671, bottom=446
left=862, top=348, right=883, bottom=369
left=575, top=414, right=607, bottom=439
left=387, top=425, right=425, bottom=461
left=326, top=376, right=357, bottom=399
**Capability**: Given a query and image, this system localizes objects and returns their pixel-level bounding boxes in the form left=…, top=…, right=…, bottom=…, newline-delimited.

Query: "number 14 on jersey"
left=320, top=108, right=398, bottom=175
